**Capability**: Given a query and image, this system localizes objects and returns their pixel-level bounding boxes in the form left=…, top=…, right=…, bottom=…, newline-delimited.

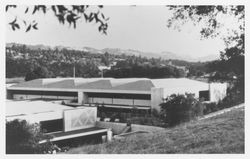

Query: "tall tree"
left=25, top=66, right=53, bottom=81
left=166, top=5, right=244, bottom=96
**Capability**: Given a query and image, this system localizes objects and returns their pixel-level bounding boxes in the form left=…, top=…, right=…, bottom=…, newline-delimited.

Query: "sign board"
left=64, top=107, right=97, bottom=132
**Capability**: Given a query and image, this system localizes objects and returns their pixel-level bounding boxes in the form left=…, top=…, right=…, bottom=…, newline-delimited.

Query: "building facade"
left=7, top=78, right=227, bottom=112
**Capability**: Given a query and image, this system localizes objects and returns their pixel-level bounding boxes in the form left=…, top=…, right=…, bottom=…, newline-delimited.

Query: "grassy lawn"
left=66, top=107, right=244, bottom=154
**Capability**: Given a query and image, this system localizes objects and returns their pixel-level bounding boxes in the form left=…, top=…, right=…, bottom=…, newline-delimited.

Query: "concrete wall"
left=78, top=92, right=89, bottom=104
left=151, top=85, right=210, bottom=112
left=96, top=121, right=127, bottom=134
left=209, top=83, right=227, bottom=102
left=64, top=107, right=97, bottom=132
left=78, top=92, right=83, bottom=104
left=151, top=88, right=164, bottom=112
left=96, top=121, right=165, bottom=135
left=163, top=86, right=208, bottom=99
left=83, top=93, right=88, bottom=104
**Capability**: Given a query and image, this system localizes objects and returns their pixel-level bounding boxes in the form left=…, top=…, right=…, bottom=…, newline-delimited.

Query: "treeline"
left=104, top=65, right=185, bottom=78
left=6, top=56, right=101, bottom=79
left=6, top=44, right=111, bottom=79
left=6, top=43, right=209, bottom=81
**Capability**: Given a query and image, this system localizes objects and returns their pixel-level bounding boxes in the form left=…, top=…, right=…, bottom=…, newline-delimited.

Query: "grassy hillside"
left=67, top=107, right=244, bottom=154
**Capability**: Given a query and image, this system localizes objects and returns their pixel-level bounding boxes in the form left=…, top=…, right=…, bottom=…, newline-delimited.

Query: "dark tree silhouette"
left=6, top=119, right=53, bottom=154
left=160, top=93, right=203, bottom=126
left=166, top=5, right=244, bottom=98
left=6, top=5, right=109, bottom=34
left=25, top=66, right=53, bottom=81
left=167, top=6, right=244, bottom=40
left=101, top=52, right=110, bottom=66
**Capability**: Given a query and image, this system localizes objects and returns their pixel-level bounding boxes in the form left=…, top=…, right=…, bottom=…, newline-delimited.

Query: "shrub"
left=151, top=108, right=160, bottom=118
left=25, top=66, right=53, bottom=81
left=6, top=119, right=53, bottom=154
left=218, top=88, right=244, bottom=108
left=203, top=102, right=217, bottom=115
left=160, top=93, right=203, bottom=127
left=203, top=87, right=244, bottom=115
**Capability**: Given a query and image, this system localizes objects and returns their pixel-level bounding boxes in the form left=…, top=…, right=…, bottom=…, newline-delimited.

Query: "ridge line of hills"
left=6, top=42, right=219, bottom=62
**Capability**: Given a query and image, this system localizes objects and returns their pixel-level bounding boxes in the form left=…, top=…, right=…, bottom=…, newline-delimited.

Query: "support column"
left=83, top=92, right=88, bottom=104
left=78, top=92, right=83, bottom=104
left=151, top=88, right=164, bottom=113
left=78, top=92, right=89, bottom=104
left=6, top=90, right=13, bottom=99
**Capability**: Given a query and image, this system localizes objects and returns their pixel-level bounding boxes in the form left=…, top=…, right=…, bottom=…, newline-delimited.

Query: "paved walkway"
left=198, top=103, right=244, bottom=121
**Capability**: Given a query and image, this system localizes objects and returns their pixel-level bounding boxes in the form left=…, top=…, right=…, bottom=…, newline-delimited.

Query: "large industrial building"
left=6, top=78, right=227, bottom=111
left=6, top=99, right=108, bottom=143
left=6, top=77, right=227, bottom=144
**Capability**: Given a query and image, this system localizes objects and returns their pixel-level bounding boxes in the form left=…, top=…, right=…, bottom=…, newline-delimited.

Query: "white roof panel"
left=9, top=77, right=209, bottom=91
left=151, top=78, right=209, bottom=89
left=6, top=100, right=72, bottom=117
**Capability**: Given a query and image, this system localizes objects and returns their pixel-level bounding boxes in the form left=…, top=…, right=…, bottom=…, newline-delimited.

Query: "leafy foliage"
left=104, top=55, right=186, bottom=78
left=25, top=66, right=53, bottom=81
left=167, top=5, right=244, bottom=39
left=6, top=44, right=102, bottom=79
left=160, top=93, right=203, bottom=127
left=101, top=52, right=111, bottom=66
left=6, top=43, right=195, bottom=79
left=104, top=65, right=185, bottom=78
left=6, top=119, right=53, bottom=154
left=6, top=5, right=109, bottom=34
left=167, top=5, right=245, bottom=100
left=74, top=61, right=100, bottom=78
left=203, top=87, right=244, bottom=115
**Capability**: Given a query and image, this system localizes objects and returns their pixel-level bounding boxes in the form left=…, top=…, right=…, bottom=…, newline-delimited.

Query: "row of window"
left=87, top=92, right=151, bottom=100
left=9, top=90, right=151, bottom=100
left=9, top=90, right=209, bottom=101
left=9, top=90, right=78, bottom=96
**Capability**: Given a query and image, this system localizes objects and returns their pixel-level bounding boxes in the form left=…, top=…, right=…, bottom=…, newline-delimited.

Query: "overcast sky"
left=6, top=6, right=229, bottom=58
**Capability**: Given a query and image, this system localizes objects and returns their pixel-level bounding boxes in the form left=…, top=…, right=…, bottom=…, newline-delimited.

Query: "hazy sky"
left=6, top=6, right=228, bottom=58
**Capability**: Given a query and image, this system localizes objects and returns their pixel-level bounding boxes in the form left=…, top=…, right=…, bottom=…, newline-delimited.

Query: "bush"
left=203, top=102, right=217, bottom=115
left=6, top=119, right=53, bottom=154
left=151, top=108, right=160, bottom=118
left=203, top=87, right=244, bottom=115
left=160, top=93, right=203, bottom=127
left=218, top=88, right=244, bottom=108
left=25, top=66, right=53, bottom=81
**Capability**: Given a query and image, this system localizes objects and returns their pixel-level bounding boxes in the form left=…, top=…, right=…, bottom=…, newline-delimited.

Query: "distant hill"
left=6, top=43, right=51, bottom=50
left=6, top=43, right=219, bottom=62
left=84, top=47, right=219, bottom=62
left=196, top=54, right=220, bottom=62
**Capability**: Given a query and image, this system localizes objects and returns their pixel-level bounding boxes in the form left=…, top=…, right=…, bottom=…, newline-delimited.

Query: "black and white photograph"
left=2, top=0, right=247, bottom=156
